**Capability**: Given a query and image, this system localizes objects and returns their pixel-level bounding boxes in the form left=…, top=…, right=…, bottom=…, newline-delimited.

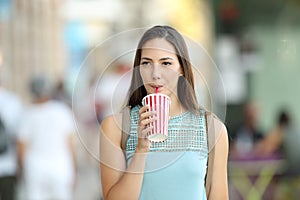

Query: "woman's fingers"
left=138, top=106, right=156, bottom=128
left=139, top=106, right=155, bottom=120
left=136, top=105, right=156, bottom=151
left=140, top=117, right=157, bottom=126
left=141, top=125, right=153, bottom=136
left=139, top=105, right=148, bottom=112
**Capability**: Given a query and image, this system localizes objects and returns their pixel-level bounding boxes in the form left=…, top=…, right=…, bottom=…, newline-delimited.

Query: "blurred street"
left=0, top=0, right=300, bottom=199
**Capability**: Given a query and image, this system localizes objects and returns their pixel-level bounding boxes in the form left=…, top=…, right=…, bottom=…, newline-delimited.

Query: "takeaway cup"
left=142, top=93, right=171, bottom=142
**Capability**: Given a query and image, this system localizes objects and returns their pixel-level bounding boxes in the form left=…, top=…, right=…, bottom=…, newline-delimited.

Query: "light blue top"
left=126, top=106, right=208, bottom=200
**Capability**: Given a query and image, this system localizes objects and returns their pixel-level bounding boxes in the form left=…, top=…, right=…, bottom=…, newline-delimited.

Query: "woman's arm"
left=206, top=117, right=229, bottom=200
left=100, top=106, right=154, bottom=200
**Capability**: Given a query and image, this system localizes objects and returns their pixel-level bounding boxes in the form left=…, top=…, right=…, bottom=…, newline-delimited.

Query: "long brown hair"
left=127, top=25, right=199, bottom=112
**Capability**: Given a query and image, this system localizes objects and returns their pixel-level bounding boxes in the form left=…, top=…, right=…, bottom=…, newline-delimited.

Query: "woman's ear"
left=179, top=68, right=184, bottom=76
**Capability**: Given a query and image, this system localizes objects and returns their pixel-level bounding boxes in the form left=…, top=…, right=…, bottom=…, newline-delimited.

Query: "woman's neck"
left=169, top=96, right=186, bottom=117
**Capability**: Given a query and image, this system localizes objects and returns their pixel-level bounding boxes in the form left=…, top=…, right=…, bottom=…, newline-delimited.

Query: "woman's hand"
left=137, top=105, right=156, bottom=153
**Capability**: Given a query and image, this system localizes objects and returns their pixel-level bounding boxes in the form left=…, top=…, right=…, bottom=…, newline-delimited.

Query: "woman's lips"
left=151, top=85, right=162, bottom=88
left=150, top=85, right=163, bottom=92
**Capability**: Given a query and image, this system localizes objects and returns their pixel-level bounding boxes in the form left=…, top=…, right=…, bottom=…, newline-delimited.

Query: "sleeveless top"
left=126, top=105, right=208, bottom=200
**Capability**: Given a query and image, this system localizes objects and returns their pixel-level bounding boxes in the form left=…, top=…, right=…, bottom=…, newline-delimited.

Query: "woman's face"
left=139, top=38, right=182, bottom=98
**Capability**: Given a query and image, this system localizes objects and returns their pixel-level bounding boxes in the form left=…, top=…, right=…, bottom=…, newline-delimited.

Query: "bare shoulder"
left=206, top=112, right=227, bottom=135
left=100, top=114, right=122, bottom=147
left=212, top=117, right=228, bottom=152
left=213, top=117, right=227, bottom=135
left=206, top=112, right=228, bottom=151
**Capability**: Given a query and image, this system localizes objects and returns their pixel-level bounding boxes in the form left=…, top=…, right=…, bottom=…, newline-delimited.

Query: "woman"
left=100, top=25, right=228, bottom=200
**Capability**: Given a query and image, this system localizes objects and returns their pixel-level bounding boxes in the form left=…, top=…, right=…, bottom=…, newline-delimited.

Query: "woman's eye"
left=162, top=62, right=172, bottom=66
left=141, top=61, right=151, bottom=66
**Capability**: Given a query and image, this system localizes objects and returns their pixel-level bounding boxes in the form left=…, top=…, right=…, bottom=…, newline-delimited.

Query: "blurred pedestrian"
left=0, top=84, right=23, bottom=200
left=231, top=102, right=264, bottom=158
left=17, top=76, right=77, bottom=200
left=255, top=109, right=290, bottom=157
left=53, top=79, right=72, bottom=107
left=96, top=62, right=131, bottom=123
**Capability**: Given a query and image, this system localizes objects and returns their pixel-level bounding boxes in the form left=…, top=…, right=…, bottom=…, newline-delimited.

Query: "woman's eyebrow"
left=160, top=57, right=173, bottom=61
left=141, top=57, right=174, bottom=61
left=141, top=57, right=152, bottom=61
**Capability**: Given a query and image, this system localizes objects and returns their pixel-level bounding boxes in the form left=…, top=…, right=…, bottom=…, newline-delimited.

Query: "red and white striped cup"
left=142, top=94, right=171, bottom=142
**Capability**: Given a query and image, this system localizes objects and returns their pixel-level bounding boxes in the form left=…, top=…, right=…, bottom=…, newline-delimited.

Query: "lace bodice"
left=126, top=105, right=208, bottom=155
left=125, top=105, right=208, bottom=200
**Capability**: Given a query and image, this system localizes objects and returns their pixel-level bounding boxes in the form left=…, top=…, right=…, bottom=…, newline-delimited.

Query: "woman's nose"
left=152, top=64, right=161, bottom=80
